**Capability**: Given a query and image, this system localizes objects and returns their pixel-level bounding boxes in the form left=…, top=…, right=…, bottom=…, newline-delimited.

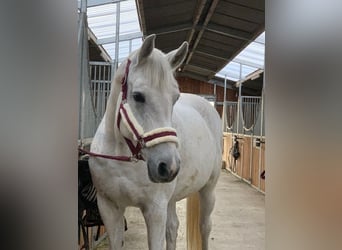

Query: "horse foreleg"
left=142, top=201, right=168, bottom=250
left=199, top=183, right=217, bottom=250
left=97, top=194, right=125, bottom=250
left=166, top=201, right=179, bottom=250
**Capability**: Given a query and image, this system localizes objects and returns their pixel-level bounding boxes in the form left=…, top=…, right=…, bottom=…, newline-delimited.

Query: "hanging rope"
left=241, top=96, right=261, bottom=131
left=225, top=101, right=238, bottom=130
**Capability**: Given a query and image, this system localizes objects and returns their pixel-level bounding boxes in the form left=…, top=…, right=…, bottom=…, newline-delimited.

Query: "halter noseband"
left=116, top=59, right=179, bottom=161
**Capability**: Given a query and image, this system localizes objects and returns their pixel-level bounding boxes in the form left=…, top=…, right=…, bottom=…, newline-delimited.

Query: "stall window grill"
left=89, top=62, right=112, bottom=128
left=241, top=96, right=261, bottom=131
left=224, top=101, right=238, bottom=130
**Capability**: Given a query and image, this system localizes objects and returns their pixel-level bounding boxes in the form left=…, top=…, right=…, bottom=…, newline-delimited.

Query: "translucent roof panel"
left=83, top=0, right=143, bottom=61
left=216, top=31, right=265, bottom=82
left=87, top=4, right=117, bottom=40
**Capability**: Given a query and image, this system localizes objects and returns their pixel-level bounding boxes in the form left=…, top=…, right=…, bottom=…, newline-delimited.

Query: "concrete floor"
left=96, top=170, right=265, bottom=249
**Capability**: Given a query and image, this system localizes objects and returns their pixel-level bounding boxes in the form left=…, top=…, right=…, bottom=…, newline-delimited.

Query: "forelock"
left=130, top=48, right=178, bottom=90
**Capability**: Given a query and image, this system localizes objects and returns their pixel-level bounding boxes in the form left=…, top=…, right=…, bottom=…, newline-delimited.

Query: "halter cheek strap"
left=116, top=59, right=179, bottom=160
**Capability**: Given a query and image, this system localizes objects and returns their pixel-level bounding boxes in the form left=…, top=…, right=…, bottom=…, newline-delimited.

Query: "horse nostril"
left=158, top=162, right=169, bottom=178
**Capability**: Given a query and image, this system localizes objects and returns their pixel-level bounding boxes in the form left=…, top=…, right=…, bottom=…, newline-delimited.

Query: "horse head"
left=117, top=34, right=188, bottom=183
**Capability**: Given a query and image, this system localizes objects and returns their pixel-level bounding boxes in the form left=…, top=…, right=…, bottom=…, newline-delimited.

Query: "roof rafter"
left=97, top=31, right=142, bottom=44
left=78, top=0, right=125, bottom=9
left=185, top=0, right=220, bottom=65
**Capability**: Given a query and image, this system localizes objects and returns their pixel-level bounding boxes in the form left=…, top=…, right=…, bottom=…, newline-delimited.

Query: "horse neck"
left=103, top=77, right=126, bottom=148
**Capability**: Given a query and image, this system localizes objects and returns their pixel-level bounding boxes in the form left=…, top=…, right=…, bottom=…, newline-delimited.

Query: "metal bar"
left=249, top=133, right=254, bottom=183
left=106, top=64, right=111, bottom=111
left=240, top=140, right=244, bottom=178
left=94, top=67, right=98, bottom=120
left=258, top=74, right=265, bottom=189
left=97, top=31, right=143, bottom=45
left=77, top=0, right=125, bottom=9
left=91, top=66, right=96, bottom=119
left=103, top=66, right=107, bottom=117
left=237, top=82, right=242, bottom=134
left=80, top=0, right=87, bottom=13
left=222, top=76, right=227, bottom=132
left=240, top=95, right=262, bottom=99
left=99, top=65, right=103, bottom=122
left=111, top=61, right=116, bottom=81
left=96, top=66, right=100, bottom=127
left=79, top=0, right=88, bottom=140
left=238, top=64, right=242, bottom=135
left=114, top=1, right=120, bottom=71
left=103, top=65, right=107, bottom=116
left=90, top=61, right=113, bottom=66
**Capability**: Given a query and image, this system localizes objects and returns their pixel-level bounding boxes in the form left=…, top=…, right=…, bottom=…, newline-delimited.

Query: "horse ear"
left=166, top=41, right=189, bottom=70
left=138, top=34, right=156, bottom=63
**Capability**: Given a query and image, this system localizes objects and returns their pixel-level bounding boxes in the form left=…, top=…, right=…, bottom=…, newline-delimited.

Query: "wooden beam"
left=206, top=23, right=252, bottom=42
left=186, top=0, right=207, bottom=44
left=185, top=0, right=220, bottom=65
left=195, top=49, right=230, bottom=61
left=184, top=64, right=217, bottom=74
left=177, top=72, right=210, bottom=83
left=136, top=0, right=146, bottom=35
left=147, top=23, right=192, bottom=36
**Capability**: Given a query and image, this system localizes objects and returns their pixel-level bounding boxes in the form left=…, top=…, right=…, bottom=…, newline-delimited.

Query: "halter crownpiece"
left=116, top=59, right=179, bottom=160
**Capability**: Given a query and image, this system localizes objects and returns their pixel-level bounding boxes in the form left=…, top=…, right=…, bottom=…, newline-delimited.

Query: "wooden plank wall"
left=176, top=77, right=237, bottom=117
left=223, top=133, right=265, bottom=192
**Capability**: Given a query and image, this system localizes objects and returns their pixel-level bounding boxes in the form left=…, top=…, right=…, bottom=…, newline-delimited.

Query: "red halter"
left=79, top=59, right=178, bottom=162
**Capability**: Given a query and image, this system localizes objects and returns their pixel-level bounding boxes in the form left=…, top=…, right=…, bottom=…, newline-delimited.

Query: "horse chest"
left=95, top=164, right=172, bottom=206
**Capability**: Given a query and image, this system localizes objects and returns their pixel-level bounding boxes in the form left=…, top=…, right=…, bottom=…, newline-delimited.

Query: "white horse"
left=89, top=34, right=222, bottom=250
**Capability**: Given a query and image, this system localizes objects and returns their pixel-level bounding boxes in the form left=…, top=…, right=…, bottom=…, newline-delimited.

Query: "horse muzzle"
left=146, top=144, right=180, bottom=183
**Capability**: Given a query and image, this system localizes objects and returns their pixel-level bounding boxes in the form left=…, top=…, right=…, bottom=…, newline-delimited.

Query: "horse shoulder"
left=174, top=93, right=221, bottom=134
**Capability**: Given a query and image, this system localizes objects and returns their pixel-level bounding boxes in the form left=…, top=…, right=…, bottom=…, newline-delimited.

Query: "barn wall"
left=223, top=133, right=265, bottom=192
left=176, top=77, right=237, bottom=117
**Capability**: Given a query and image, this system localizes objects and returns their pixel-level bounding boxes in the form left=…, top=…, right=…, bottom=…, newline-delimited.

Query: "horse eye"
left=133, top=92, right=145, bottom=103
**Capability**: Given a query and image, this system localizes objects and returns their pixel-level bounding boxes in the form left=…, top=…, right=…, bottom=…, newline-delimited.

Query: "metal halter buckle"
left=138, top=138, right=146, bottom=148
left=129, top=156, right=139, bottom=162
